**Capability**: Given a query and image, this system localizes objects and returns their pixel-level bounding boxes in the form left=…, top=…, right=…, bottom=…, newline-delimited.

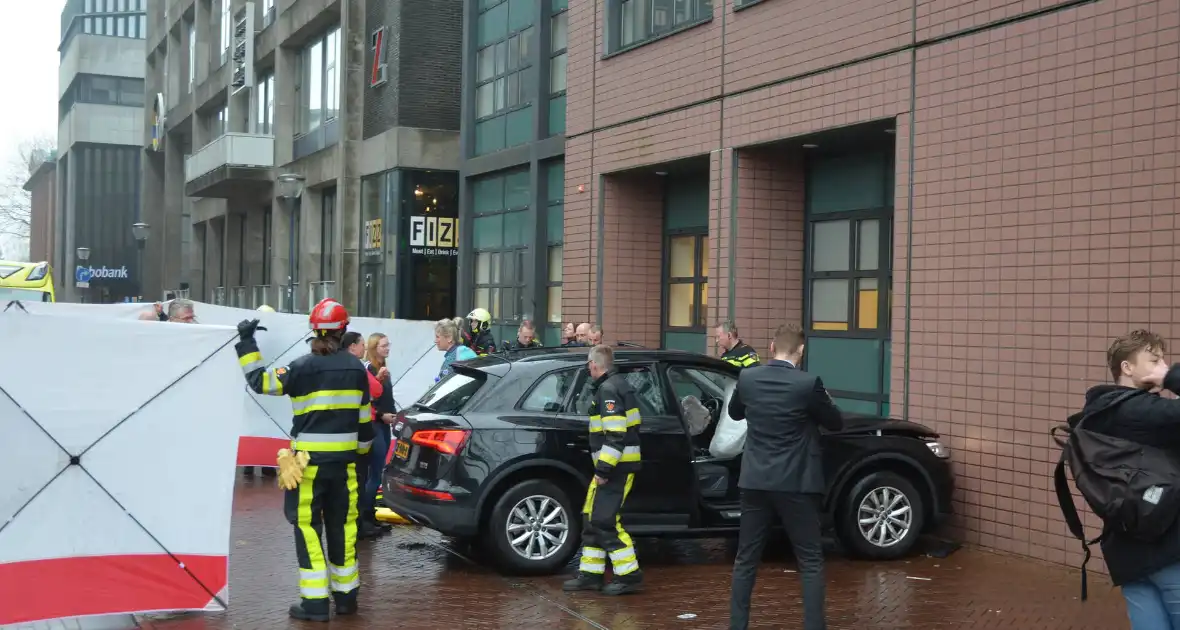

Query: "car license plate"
left=394, top=440, right=410, bottom=460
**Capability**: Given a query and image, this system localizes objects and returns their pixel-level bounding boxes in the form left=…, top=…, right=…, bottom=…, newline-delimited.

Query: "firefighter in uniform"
left=563, top=345, right=645, bottom=595
left=464, top=308, right=498, bottom=356
left=716, top=320, right=761, bottom=369
left=235, top=298, right=374, bottom=622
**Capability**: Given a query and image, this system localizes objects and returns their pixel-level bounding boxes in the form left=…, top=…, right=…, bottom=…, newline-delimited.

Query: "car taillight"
left=411, top=429, right=470, bottom=455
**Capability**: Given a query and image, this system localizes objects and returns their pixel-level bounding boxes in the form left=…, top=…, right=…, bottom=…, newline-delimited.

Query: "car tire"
left=839, top=470, right=925, bottom=560
left=484, top=479, right=580, bottom=575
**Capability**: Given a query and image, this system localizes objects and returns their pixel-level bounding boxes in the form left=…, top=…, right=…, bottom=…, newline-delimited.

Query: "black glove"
left=237, top=318, right=263, bottom=340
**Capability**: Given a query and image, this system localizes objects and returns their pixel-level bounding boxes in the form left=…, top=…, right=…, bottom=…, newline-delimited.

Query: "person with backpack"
left=1058, top=330, right=1180, bottom=628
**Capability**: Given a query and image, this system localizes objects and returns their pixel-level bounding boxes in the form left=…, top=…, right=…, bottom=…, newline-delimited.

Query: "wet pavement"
left=139, top=477, right=1132, bottom=629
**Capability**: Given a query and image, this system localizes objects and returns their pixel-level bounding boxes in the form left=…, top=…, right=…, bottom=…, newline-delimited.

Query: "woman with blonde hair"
left=359, top=333, right=395, bottom=538
left=436, top=318, right=477, bottom=382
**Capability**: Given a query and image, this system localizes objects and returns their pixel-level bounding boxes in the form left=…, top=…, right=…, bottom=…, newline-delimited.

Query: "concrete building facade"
left=559, top=0, right=1179, bottom=569
left=57, top=0, right=148, bottom=302
left=141, top=0, right=462, bottom=316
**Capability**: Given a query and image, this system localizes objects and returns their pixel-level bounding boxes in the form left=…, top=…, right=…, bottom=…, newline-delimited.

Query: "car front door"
left=565, top=362, right=695, bottom=530
left=665, top=365, right=743, bottom=510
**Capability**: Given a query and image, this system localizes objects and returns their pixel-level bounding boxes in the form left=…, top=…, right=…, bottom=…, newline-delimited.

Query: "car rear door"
left=563, top=362, right=695, bottom=530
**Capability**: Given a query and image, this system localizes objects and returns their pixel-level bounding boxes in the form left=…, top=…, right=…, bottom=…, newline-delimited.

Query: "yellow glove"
left=276, top=448, right=311, bottom=490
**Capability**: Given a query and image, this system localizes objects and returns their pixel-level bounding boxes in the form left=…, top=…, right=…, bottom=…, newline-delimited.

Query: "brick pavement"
left=134, top=478, right=1131, bottom=629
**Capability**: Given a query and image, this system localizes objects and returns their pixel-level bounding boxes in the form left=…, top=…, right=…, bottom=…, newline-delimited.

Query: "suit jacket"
left=727, top=359, right=843, bottom=493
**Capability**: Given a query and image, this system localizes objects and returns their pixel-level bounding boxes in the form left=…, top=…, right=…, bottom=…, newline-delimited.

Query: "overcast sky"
left=0, top=0, right=65, bottom=259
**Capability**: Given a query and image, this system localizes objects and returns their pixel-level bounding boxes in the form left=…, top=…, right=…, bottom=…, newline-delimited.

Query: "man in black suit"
left=727, top=323, right=843, bottom=630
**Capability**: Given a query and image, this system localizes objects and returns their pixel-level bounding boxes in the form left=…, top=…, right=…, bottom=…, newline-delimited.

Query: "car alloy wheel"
left=857, top=485, right=913, bottom=548
left=505, top=494, right=570, bottom=561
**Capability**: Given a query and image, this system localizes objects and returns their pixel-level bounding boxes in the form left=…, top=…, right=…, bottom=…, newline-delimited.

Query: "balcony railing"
left=211, top=287, right=227, bottom=305
left=307, top=281, right=336, bottom=312
left=184, top=132, right=275, bottom=183
left=278, top=283, right=301, bottom=314
left=231, top=286, right=248, bottom=308
left=251, top=284, right=274, bottom=309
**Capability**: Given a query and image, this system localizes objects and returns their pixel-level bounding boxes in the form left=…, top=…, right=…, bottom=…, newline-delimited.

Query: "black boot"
left=602, top=570, right=644, bottom=596
left=358, top=518, right=382, bottom=540
left=288, top=602, right=330, bottom=622
left=334, top=591, right=359, bottom=616
left=562, top=572, right=605, bottom=592
left=261, top=467, right=278, bottom=477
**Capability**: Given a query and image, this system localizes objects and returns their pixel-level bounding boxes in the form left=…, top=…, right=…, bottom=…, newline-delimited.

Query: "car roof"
left=461, top=346, right=737, bottom=373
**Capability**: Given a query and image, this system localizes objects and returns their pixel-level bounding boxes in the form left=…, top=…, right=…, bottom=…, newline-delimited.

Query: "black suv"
left=383, top=348, right=954, bottom=575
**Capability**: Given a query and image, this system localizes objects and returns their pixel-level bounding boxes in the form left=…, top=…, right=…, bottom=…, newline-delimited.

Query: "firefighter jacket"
left=721, top=341, right=761, bottom=369
left=588, top=369, right=642, bottom=479
left=236, top=338, right=374, bottom=465
left=467, top=330, right=497, bottom=356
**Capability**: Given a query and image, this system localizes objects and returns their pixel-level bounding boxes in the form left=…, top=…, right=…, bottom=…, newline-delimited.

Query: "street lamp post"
left=131, top=222, right=151, bottom=302
left=276, top=173, right=306, bottom=313
left=75, top=246, right=90, bottom=303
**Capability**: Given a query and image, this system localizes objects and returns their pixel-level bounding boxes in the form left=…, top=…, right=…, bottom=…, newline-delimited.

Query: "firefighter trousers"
left=283, top=461, right=361, bottom=613
left=578, top=473, right=640, bottom=578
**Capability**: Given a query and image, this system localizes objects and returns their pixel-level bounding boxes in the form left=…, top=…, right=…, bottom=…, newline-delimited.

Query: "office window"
left=118, top=77, right=143, bottom=106
left=299, top=27, right=340, bottom=134
left=471, top=169, right=531, bottom=326
left=220, top=0, right=231, bottom=60
left=188, top=23, right=196, bottom=93
left=85, top=0, right=94, bottom=12
left=118, top=0, right=126, bottom=11
left=95, top=18, right=104, bottom=35
left=128, top=15, right=137, bottom=38
left=82, top=76, right=118, bottom=104
left=665, top=233, right=707, bottom=329
left=262, top=205, right=272, bottom=284
left=321, top=188, right=336, bottom=280
left=116, top=17, right=125, bottom=36
left=544, top=161, right=564, bottom=327
left=548, top=2, right=567, bottom=136
left=256, top=74, right=275, bottom=134
left=139, top=15, right=146, bottom=37
left=615, top=0, right=712, bottom=51
left=473, top=0, right=534, bottom=155
left=83, top=17, right=92, bottom=33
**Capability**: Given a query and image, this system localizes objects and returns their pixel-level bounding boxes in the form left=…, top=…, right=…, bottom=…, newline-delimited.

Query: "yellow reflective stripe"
left=290, top=390, right=365, bottom=415
left=602, top=416, right=627, bottom=431
left=620, top=445, right=641, bottom=462
left=740, top=356, right=758, bottom=366
left=598, top=445, right=622, bottom=466
left=342, top=462, right=359, bottom=582
left=238, top=351, right=264, bottom=374
left=296, top=465, right=328, bottom=599
left=359, top=407, right=371, bottom=422
left=329, top=562, right=360, bottom=593
left=626, top=409, right=641, bottom=426
left=589, top=416, right=603, bottom=433
left=291, top=432, right=360, bottom=452
left=261, top=370, right=283, bottom=395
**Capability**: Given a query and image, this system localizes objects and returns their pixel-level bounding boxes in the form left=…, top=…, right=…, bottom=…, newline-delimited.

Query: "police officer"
left=235, top=298, right=374, bottom=622
left=716, top=320, right=761, bottom=369
left=563, top=345, right=644, bottom=596
left=464, top=308, right=497, bottom=356
left=503, top=319, right=543, bottom=351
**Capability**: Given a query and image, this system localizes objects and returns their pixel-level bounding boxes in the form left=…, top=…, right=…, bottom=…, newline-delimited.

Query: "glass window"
left=475, top=6, right=533, bottom=125
left=857, top=277, right=879, bottom=330
left=811, top=279, right=849, bottom=331
left=119, top=78, right=144, bottom=106
left=477, top=3, right=509, bottom=47
left=551, top=12, right=568, bottom=52
left=858, top=219, right=880, bottom=271
left=669, top=235, right=696, bottom=278
left=549, top=53, right=567, bottom=94
left=139, top=15, right=146, bottom=37
left=667, top=283, right=695, bottom=327
left=617, top=0, right=711, bottom=50
left=220, top=0, right=231, bottom=52
left=118, top=0, right=126, bottom=11
left=306, top=40, right=323, bottom=130
left=547, top=245, right=563, bottom=283
left=84, top=76, right=119, bottom=104
left=418, top=372, right=485, bottom=414
left=321, top=189, right=336, bottom=279
left=507, top=0, right=534, bottom=31
left=520, top=369, right=578, bottom=412
left=667, top=366, right=735, bottom=403
left=812, top=220, right=849, bottom=272
left=85, top=0, right=94, bottom=12
left=83, top=17, right=92, bottom=33
left=106, top=16, right=114, bottom=33
left=128, top=16, right=137, bottom=38
left=472, top=169, right=531, bottom=326
left=573, top=367, right=670, bottom=416
left=116, top=17, right=125, bottom=36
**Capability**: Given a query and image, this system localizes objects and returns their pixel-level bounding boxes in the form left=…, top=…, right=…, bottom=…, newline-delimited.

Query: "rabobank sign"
left=75, top=265, right=129, bottom=286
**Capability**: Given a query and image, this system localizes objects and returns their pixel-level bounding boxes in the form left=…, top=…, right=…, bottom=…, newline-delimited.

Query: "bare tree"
left=0, top=135, right=56, bottom=241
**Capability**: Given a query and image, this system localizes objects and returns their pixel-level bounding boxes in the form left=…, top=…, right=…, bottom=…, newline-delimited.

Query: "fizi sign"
left=363, top=218, right=383, bottom=257
left=409, top=216, right=458, bottom=256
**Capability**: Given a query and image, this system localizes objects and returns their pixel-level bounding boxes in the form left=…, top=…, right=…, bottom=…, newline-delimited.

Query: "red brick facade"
left=562, top=0, right=1180, bottom=569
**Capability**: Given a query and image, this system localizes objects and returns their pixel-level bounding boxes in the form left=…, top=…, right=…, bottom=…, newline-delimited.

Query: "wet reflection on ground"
left=139, top=477, right=1129, bottom=629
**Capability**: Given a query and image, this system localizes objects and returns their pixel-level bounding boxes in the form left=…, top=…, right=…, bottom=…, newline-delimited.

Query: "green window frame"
left=663, top=230, right=708, bottom=333
left=608, top=0, right=713, bottom=54
left=547, top=1, right=567, bottom=136
left=544, top=162, right=564, bottom=331
left=474, top=0, right=535, bottom=155
left=804, top=153, right=893, bottom=416
left=472, top=169, right=531, bottom=327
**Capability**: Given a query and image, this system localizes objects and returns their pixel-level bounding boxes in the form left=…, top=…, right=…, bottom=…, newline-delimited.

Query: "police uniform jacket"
left=721, top=341, right=761, bottom=369
left=588, top=370, right=642, bottom=478
left=236, top=337, right=374, bottom=465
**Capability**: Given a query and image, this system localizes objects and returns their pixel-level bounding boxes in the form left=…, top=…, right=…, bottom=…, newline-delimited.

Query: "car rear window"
left=415, top=370, right=486, bottom=414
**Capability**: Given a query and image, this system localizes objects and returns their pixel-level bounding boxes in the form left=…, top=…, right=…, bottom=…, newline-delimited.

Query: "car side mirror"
left=543, top=402, right=562, bottom=413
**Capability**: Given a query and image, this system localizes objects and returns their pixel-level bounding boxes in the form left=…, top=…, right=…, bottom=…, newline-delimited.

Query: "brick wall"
left=563, top=0, right=1180, bottom=569
left=599, top=173, right=663, bottom=346
left=907, top=0, right=1180, bottom=565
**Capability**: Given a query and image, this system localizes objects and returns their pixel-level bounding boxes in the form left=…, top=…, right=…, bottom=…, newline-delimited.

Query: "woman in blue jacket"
left=435, top=317, right=477, bottom=382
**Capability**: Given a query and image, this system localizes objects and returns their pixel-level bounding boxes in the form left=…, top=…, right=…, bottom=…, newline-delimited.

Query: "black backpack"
left=1053, top=389, right=1180, bottom=600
